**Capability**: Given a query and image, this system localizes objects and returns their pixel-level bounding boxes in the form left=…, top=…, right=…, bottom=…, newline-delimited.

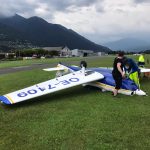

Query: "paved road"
left=0, top=61, right=81, bottom=75
left=0, top=56, right=111, bottom=75
left=0, top=63, right=50, bottom=75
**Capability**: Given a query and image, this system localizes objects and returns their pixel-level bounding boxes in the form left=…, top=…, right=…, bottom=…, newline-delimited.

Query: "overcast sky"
left=0, top=0, right=150, bottom=44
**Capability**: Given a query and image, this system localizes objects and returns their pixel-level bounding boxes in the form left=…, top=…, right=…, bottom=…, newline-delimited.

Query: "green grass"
left=0, top=56, right=150, bottom=150
left=0, top=56, right=111, bottom=69
left=0, top=54, right=149, bottom=69
left=0, top=57, right=83, bottom=69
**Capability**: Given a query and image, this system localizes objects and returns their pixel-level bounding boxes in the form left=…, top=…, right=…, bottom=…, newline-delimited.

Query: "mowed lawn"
left=0, top=57, right=84, bottom=69
left=0, top=55, right=150, bottom=150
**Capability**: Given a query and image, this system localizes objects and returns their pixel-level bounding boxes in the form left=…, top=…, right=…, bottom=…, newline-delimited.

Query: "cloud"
left=45, top=0, right=98, bottom=10
left=0, top=0, right=150, bottom=43
left=53, top=0, right=150, bottom=43
left=0, top=0, right=100, bottom=20
left=134, top=0, right=150, bottom=3
left=0, top=0, right=38, bottom=17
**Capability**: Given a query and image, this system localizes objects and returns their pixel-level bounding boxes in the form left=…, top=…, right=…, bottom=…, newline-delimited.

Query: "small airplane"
left=0, top=61, right=150, bottom=105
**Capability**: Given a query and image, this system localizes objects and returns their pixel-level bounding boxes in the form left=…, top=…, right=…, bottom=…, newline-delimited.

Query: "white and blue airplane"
left=0, top=62, right=149, bottom=105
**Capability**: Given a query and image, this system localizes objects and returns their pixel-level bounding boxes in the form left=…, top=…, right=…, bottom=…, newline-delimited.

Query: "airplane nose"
left=135, top=89, right=147, bottom=96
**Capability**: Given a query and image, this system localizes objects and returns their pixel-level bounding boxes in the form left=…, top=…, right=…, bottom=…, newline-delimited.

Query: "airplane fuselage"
left=69, top=66, right=146, bottom=96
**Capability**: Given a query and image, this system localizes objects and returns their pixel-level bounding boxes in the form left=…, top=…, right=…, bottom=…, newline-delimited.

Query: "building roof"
left=42, top=46, right=67, bottom=51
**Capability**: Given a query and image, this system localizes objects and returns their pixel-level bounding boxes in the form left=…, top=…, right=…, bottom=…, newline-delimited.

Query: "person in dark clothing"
left=112, top=52, right=125, bottom=96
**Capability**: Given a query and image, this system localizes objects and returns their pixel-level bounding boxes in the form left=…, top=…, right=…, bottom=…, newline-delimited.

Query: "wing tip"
left=0, top=96, right=12, bottom=105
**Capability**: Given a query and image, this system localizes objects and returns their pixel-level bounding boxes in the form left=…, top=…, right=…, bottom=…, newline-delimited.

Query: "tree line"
left=15, top=49, right=59, bottom=58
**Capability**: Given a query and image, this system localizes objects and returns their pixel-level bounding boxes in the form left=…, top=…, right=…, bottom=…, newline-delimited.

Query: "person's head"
left=123, top=58, right=131, bottom=69
left=125, top=62, right=130, bottom=69
left=117, top=51, right=124, bottom=58
left=122, top=56, right=127, bottom=62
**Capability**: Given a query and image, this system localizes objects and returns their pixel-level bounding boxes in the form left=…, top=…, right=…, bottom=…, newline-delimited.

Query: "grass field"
left=0, top=55, right=150, bottom=150
left=0, top=57, right=83, bottom=69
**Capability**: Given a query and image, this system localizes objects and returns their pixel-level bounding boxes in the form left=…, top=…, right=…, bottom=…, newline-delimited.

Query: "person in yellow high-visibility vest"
left=124, top=58, right=140, bottom=88
left=138, top=54, right=145, bottom=67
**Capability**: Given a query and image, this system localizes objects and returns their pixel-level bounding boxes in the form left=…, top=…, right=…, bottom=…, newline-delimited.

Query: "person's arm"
left=117, top=62, right=125, bottom=77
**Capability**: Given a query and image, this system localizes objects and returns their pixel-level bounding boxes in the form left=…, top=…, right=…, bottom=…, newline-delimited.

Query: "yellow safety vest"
left=138, top=55, right=145, bottom=62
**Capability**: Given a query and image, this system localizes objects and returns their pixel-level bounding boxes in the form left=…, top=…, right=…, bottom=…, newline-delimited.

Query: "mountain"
left=103, top=38, right=150, bottom=52
left=0, top=14, right=110, bottom=52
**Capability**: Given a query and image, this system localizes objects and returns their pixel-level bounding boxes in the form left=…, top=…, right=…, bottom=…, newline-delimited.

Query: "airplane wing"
left=43, top=64, right=66, bottom=71
left=98, top=67, right=113, bottom=70
left=140, top=68, right=150, bottom=77
left=0, top=70, right=104, bottom=105
left=140, top=68, right=150, bottom=73
left=43, top=64, right=80, bottom=72
left=43, top=68, right=65, bottom=71
left=99, top=67, right=150, bottom=73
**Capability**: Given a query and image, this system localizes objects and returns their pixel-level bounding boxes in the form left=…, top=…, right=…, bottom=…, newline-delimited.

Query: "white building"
left=60, top=46, right=72, bottom=57
left=97, top=52, right=107, bottom=56
left=72, top=49, right=94, bottom=57
left=0, top=53, right=15, bottom=59
left=42, top=46, right=72, bottom=57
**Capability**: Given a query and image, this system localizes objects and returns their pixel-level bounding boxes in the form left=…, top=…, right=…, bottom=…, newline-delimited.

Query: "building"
left=0, top=53, right=15, bottom=59
left=72, top=49, right=94, bottom=57
left=97, top=52, right=107, bottom=56
left=42, top=46, right=71, bottom=57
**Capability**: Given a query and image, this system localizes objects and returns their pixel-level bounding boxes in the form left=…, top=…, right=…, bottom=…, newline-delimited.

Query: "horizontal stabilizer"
left=140, top=68, right=150, bottom=73
left=43, top=67, right=65, bottom=71
left=43, top=63, right=80, bottom=72
left=43, top=63, right=66, bottom=71
left=0, top=70, right=104, bottom=105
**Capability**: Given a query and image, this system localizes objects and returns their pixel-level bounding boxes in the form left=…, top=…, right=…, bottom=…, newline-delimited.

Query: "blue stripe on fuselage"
left=65, top=66, right=138, bottom=91
left=90, top=68, right=138, bottom=91
left=67, top=66, right=80, bottom=71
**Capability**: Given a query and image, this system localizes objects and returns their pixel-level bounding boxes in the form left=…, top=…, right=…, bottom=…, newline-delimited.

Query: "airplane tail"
left=43, top=63, right=80, bottom=77
left=43, top=63, right=80, bottom=71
